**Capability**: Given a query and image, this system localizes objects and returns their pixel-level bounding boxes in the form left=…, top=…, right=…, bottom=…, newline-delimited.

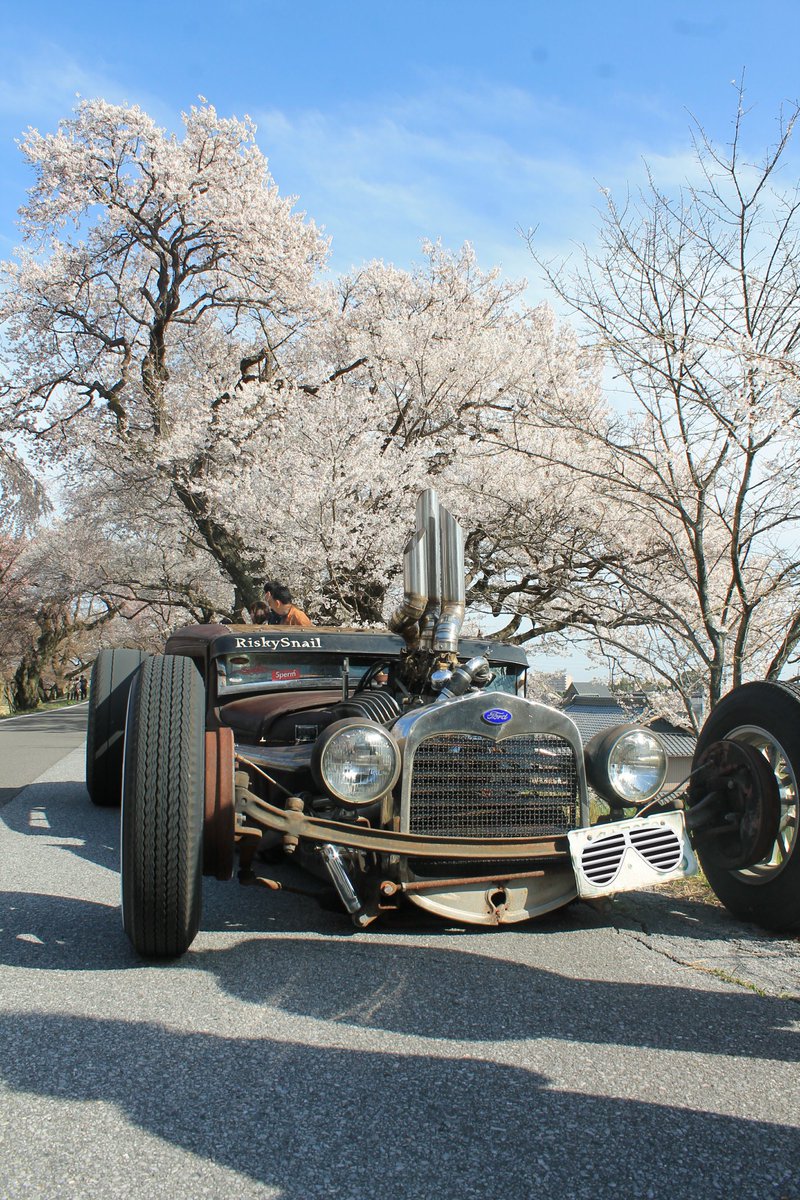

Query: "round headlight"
left=315, top=721, right=401, bottom=806
left=607, top=729, right=667, bottom=804
left=585, top=724, right=668, bottom=808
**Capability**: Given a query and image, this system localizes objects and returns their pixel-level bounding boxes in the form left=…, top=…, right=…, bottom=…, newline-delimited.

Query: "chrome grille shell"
left=397, top=693, right=589, bottom=840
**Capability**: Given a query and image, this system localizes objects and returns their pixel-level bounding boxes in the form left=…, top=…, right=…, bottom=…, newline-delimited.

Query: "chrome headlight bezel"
left=312, top=718, right=401, bottom=807
left=585, top=724, right=668, bottom=808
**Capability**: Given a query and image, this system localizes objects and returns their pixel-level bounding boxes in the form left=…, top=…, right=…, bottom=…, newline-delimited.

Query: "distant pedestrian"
left=79, top=675, right=88, bottom=700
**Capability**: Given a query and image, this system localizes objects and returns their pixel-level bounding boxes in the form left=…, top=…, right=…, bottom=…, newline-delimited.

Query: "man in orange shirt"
left=262, top=579, right=283, bottom=625
left=269, top=584, right=312, bottom=627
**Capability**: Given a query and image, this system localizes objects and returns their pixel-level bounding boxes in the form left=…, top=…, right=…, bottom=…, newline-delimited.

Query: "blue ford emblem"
left=482, top=708, right=512, bottom=725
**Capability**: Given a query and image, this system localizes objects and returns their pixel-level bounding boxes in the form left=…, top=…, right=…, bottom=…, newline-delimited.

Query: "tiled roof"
left=564, top=681, right=614, bottom=701
left=562, top=703, right=628, bottom=741
left=563, top=703, right=696, bottom=759
left=655, top=733, right=696, bottom=758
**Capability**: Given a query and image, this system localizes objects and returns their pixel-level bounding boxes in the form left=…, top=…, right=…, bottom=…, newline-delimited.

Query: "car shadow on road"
left=609, top=887, right=800, bottom=947
left=194, top=929, right=800, bottom=1061
left=2, top=888, right=798, bottom=1064
left=1, top=780, right=121, bottom=873
left=0, top=1010, right=797, bottom=1200
left=0, top=892, right=134, bottom=969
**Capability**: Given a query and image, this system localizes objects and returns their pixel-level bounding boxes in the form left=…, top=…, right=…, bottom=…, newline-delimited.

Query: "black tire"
left=692, top=680, right=800, bottom=932
left=121, top=654, right=206, bottom=958
left=86, top=649, right=146, bottom=806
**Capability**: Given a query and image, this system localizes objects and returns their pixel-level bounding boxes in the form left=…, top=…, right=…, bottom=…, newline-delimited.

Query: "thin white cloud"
left=0, top=45, right=175, bottom=130
left=254, top=84, right=611, bottom=284
left=255, top=73, right=800, bottom=301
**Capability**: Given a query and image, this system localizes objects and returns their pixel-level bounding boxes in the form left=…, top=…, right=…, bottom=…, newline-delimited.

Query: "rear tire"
left=121, top=654, right=206, bottom=958
left=86, top=649, right=146, bottom=806
left=691, top=680, right=800, bottom=932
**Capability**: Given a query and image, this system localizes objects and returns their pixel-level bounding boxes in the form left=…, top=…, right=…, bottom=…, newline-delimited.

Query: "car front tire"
left=121, top=654, right=206, bottom=958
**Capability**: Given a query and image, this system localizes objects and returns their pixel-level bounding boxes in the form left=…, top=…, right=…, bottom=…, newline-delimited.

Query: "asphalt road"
left=0, top=703, right=89, bottom=807
left=1, top=709, right=799, bottom=1199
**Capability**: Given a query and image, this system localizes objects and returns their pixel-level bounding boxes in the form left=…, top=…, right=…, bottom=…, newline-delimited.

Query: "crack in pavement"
left=607, top=891, right=800, bottom=1001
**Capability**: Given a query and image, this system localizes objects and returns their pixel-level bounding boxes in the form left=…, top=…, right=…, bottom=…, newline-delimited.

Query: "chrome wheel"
left=727, top=724, right=799, bottom=882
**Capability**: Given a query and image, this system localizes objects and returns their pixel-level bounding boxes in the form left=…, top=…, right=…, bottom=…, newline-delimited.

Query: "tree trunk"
left=11, top=605, right=66, bottom=710
left=12, top=651, right=45, bottom=711
left=172, top=480, right=265, bottom=615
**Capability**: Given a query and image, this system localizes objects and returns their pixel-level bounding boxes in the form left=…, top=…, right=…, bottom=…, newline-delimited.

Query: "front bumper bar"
left=236, top=786, right=569, bottom=860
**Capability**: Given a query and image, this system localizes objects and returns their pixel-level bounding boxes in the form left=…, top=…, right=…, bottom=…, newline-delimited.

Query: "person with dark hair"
left=262, top=579, right=283, bottom=625
left=249, top=601, right=270, bottom=625
left=269, top=584, right=312, bottom=627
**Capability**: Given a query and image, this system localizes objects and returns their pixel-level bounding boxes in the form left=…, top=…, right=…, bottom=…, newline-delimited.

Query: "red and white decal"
left=271, top=668, right=302, bottom=681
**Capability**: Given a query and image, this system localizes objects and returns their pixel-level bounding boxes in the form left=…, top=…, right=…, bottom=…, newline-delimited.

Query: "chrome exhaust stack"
left=433, top=506, right=465, bottom=654
left=391, top=488, right=466, bottom=655
left=388, top=528, right=428, bottom=650
left=417, top=489, right=442, bottom=648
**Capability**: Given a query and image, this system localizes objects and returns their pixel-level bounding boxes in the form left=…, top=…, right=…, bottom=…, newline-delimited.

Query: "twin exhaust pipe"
left=389, top=488, right=465, bottom=654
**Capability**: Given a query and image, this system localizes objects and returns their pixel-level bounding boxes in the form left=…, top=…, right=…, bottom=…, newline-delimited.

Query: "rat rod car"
left=86, top=488, right=792, bottom=959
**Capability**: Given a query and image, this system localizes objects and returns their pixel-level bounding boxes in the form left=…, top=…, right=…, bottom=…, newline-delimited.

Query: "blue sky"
left=1, top=0, right=798, bottom=286
left=1, top=0, right=797, bottom=675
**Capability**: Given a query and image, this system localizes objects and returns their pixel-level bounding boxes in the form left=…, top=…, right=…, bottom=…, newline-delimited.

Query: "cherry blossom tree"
left=239, top=243, right=607, bottom=626
left=514, top=94, right=800, bottom=723
left=0, top=522, right=120, bottom=708
left=0, top=98, right=626, bottom=650
left=0, top=99, right=332, bottom=609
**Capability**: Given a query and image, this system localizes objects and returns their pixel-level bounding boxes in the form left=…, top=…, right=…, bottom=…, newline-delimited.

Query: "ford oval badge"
left=482, top=708, right=512, bottom=725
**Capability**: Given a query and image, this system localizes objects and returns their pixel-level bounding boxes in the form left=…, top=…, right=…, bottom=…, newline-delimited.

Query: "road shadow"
left=0, top=1011, right=797, bottom=1200
left=610, top=888, right=800, bottom=947
left=0, top=892, right=133, bottom=970
left=2, top=890, right=798, bottom=1063
left=196, top=931, right=800, bottom=1060
left=1, top=780, right=121, bottom=872
left=0, top=786, right=23, bottom=810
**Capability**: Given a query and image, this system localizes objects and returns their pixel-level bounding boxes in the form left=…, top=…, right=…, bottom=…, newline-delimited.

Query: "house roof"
left=562, top=701, right=696, bottom=759
left=562, top=702, right=628, bottom=741
left=563, top=681, right=616, bottom=706
left=567, top=680, right=613, bottom=696
left=655, top=733, right=696, bottom=759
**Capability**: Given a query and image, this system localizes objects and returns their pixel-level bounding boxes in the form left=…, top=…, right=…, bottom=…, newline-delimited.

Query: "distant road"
left=0, top=704, right=88, bottom=808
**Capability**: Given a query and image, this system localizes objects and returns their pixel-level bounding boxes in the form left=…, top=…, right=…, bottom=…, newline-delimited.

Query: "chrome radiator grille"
left=407, top=732, right=579, bottom=838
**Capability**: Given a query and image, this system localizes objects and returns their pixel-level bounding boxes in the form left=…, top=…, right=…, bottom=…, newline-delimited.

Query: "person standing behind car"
left=269, top=584, right=312, bottom=627
left=249, top=601, right=270, bottom=624
left=262, top=579, right=283, bottom=625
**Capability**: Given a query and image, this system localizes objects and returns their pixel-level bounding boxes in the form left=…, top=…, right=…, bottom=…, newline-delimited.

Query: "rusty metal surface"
left=690, top=739, right=781, bottom=870
left=394, top=868, right=550, bottom=893
left=236, top=784, right=569, bottom=860
left=203, top=728, right=236, bottom=880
